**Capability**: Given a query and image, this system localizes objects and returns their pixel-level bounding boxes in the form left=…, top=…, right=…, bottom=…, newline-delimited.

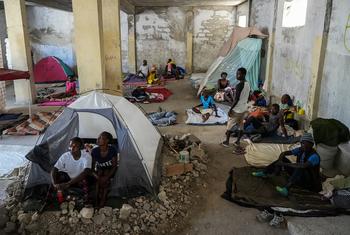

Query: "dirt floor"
left=139, top=79, right=287, bottom=235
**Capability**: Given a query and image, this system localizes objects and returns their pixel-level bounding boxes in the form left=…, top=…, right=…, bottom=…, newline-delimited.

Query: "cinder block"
left=165, top=163, right=193, bottom=176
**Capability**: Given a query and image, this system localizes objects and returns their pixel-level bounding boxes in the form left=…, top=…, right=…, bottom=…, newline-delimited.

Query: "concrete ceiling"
left=0, top=0, right=246, bottom=13
left=128, top=0, right=246, bottom=7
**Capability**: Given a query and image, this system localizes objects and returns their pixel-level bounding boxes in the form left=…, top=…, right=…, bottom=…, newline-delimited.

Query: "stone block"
left=165, top=163, right=193, bottom=177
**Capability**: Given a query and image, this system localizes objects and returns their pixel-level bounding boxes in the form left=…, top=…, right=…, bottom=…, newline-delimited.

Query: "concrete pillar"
left=102, top=0, right=123, bottom=95
left=0, top=41, right=6, bottom=111
left=72, top=0, right=105, bottom=93
left=128, top=14, right=137, bottom=74
left=185, top=10, right=194, bottom=74
left=307, top=0, right=332, bottom=121
left=263, top=0, right=279, bottom=95
left=4, top=0, right=35, bottom=104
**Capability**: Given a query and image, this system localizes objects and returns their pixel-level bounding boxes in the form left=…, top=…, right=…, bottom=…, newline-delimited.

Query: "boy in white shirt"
left=51, top=137, right=92, bottom=202
left=137, top=60, right=149, bottom=78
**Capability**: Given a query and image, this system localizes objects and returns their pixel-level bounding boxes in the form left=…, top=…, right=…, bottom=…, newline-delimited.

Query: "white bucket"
left=179, top=150, right=190, bottom=163
left=316, top=144, right=338, bottom=170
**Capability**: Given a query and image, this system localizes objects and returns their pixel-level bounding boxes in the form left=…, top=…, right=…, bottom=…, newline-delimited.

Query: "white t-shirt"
left=233, top=81, right=251, bottom=113
left=139, top=65, right=149, bottom=76
left=54, top=150, right=92, bottom=179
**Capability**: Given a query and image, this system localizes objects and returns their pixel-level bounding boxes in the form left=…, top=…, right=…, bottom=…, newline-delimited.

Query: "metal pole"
left=27, top=78, right=32, bottom=119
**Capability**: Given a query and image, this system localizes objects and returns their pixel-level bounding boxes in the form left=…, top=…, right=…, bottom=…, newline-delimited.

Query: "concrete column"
left=4, top=0, right=35, bottom=104
left=263, top=0, right=279, bottom=95
left=72, top=0, right=105, bottom=93
left=185, top=10, right=194, bottom=74
left=127, top=14, right=137, bottom=74
left=102, top=0, right=123, bottom=95
left=0, top=40, right=6, bottom=111
left=307, top=0, right=332, bottom=121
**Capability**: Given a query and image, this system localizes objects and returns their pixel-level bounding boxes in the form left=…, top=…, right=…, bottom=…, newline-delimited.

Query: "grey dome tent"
left=25, top=91, right=163, bottom=197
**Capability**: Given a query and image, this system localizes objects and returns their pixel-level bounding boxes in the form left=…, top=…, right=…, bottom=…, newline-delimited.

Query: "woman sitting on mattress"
left=49, top=75, right=78, bottom=100
left=147, top=65, right=159, bottom=85
left=214, top=72, right=234, bottom=103
left=192, top=90, right=220, bottom=122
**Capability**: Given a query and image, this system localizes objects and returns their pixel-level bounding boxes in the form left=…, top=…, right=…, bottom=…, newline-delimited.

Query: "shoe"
left=256, top=210, right=274, bottom=223
left=220, top=142, right=230, bottom=148
left=252, top=171, right=267, bottom=178
left=276, top=186, right=289, bottom=197
left=269, top=214, right=286, bottom=228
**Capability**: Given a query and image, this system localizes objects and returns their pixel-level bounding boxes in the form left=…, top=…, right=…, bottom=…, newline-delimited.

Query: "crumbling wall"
left=270, top=0, right=327, bottom=108
left=26, top=6, right=75, bottom=68
left=136, top=7, right=186, bottom=71
left=318, top=0, right=350, bottom=127
left=193, top=7, right=235, bottom=72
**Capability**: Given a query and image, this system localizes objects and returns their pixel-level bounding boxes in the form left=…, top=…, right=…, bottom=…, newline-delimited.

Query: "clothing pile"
left=125, top=87, right=172, bottom=103
left=148, top=111, right=177, bottom=126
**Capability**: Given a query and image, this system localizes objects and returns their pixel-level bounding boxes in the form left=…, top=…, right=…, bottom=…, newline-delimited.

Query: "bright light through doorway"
left=238, top=15, right=247, bottom=27
left=282, top=0, right=308, bottom=27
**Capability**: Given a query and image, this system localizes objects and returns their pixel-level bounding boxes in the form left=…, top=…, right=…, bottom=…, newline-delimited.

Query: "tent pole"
left=27, top=78, right=32, bottom=119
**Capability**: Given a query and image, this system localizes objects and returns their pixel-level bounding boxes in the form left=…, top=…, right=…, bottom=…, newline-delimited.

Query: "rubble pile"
left=0, top=134, right=209, bottom=234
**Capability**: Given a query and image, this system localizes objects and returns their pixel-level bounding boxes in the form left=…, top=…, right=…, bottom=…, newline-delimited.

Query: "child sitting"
left=49, top=75, right=77, bottom=100
left=192, top=90, right=219, bottom=122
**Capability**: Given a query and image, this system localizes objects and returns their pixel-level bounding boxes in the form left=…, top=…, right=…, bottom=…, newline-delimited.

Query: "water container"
left=316, top=144, right=338, bottom=170
left=179, top=150, right=190, bottom=163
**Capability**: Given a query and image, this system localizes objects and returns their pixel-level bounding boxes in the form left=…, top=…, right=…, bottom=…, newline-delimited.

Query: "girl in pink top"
left=65, top=76, right=77, bottom=96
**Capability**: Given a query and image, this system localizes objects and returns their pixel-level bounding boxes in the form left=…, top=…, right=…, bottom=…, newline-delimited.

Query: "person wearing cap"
left=252, top=133, right=322, bottom=196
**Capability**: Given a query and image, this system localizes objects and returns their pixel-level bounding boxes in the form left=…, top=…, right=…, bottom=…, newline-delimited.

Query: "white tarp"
left=185, top=108, right=228, bottom=125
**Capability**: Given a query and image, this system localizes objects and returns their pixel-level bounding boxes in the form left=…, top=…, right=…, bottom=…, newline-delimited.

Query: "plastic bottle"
left=57, top=190, right=64, bottom=204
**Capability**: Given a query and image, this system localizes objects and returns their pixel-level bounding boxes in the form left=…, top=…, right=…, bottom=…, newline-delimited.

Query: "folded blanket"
left=186, top=107, right=228, bottom=125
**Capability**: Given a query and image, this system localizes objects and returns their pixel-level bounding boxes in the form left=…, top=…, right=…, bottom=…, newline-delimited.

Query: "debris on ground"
left=0, top=133, right=208, bottom=234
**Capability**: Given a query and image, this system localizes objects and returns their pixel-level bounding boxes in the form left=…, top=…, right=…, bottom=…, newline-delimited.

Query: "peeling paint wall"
left=26, top=6, right=75, bottom=68
left=120, top=11, right=128, bottom=73
left=135, top=5, right=244, bottom=73
left=136, top=7, right=186, bottom=71
left=318, top=0, right=350, bottom=127
left=193, top=7, right=236, bottom=72
left=271, top=0, right=327, bottom=107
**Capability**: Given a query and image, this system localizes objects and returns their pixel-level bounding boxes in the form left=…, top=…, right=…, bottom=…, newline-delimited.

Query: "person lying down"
left=192, top=90, right=220, bottom=122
